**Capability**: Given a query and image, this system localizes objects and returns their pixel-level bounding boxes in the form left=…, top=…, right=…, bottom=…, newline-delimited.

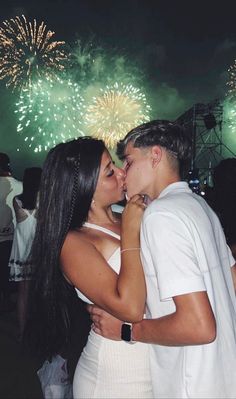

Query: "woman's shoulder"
left=64, top=227, right=118, bottom=260
left=64, top=229, right=96, bottom=251
left=61, top=230, right=101, bottom=272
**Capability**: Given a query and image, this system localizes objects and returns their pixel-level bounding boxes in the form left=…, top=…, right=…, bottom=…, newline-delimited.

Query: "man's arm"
left=133, top=291, right=216, bottom=345
left=88, top=290, right=216, bottom=346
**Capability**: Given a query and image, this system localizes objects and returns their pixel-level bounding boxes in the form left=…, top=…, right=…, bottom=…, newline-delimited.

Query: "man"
left=0, top=153, right=22, bottom=311
left=89, top=120, right=236, bottom=398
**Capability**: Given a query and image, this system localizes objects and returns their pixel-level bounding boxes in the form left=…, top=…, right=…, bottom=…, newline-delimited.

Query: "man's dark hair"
left=0, top=152, right=11, bottom=172
left=116, top=120, right=191, bottom=164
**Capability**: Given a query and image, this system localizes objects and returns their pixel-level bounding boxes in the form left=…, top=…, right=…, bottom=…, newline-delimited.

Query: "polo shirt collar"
left=158, top=181, right=191, bottom=199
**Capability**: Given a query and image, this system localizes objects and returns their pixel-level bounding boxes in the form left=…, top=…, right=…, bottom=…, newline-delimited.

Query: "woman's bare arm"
left=61, top=196, right=146, bottom=322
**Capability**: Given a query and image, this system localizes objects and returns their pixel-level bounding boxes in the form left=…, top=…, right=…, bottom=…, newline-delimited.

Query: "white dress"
left=73, top=222, right=153, bottom=399
left=9, top=198, right=37, bottom=281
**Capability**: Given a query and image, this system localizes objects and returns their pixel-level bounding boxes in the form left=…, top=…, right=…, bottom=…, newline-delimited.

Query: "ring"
left=141, top=194, right=149, bottom=205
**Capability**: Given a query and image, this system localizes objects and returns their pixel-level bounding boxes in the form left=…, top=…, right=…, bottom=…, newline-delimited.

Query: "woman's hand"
left=121, top=194, right=147, bottom=244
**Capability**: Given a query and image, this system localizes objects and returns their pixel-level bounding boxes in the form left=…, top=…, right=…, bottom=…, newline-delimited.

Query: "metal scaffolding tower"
left=175, top=99, right=233, bottom=181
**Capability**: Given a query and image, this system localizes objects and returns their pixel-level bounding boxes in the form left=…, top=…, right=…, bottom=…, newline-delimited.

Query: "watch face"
left=121, top=323, right=131, bottom=342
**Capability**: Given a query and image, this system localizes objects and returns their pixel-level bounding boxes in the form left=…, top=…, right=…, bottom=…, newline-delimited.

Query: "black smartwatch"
left=121, top=322, right=133, bottom=342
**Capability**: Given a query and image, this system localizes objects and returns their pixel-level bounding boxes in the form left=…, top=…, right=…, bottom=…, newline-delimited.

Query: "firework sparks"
left=15, top=76, right=85, bottom=152
left=227, top=60, right=236, bottom=98
left=84, top=82, right=151, bottom=147
left=0, top=15, right=68, bottom=89
left=225, top=61, right=236, bottom=134
left=223, top=99, right=236, bottom=140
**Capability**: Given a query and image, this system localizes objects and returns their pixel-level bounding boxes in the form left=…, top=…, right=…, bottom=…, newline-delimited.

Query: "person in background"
left=9, top=167, right=42, bottom=340
left=26, top=137, right=152, bottom=398
left=0, top=153, right=22, bottom=312
left=211, top=157, right=236, bottom=260
left=89, top=120, right=236, bottom=399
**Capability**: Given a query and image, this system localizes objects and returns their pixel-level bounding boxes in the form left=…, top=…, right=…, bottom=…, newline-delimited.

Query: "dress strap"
left=83, top=222, right=120, bottom=240
left=24, top=208, right=37, bottom=217
left=31, top=209, right=37, bottom=216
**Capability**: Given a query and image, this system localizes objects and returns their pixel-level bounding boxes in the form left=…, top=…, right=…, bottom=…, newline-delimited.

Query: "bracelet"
left=120, top=247, right=140, bottom=253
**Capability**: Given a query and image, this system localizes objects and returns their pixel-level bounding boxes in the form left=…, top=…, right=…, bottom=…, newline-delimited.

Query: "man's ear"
left=151, top=145, right=162, bottom=167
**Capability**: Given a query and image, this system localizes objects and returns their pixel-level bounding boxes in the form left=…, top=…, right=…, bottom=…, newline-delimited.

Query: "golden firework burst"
left=0, top=15, right=68, bottom=90
left=85, top=82, right=151, bottom=148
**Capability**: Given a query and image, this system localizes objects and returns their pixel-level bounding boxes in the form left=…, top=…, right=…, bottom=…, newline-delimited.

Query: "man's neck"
left=159, top=176, right=180, bottom=197
left=150, top=174, right=180, bottom=200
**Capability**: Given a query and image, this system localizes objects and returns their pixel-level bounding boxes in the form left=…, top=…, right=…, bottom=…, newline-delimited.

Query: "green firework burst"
left=15, top=75, right=85, bottom=152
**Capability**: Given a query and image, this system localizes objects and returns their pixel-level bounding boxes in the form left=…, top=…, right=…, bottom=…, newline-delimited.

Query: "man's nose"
left=116, top=167, right=125, bottom=179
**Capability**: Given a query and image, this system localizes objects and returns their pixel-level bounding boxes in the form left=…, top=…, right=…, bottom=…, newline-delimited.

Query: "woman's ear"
left=151, top=146, right=162, bottom=168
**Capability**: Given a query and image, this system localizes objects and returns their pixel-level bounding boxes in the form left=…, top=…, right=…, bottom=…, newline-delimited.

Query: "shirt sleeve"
left=143, top=211, right=206, bottom=301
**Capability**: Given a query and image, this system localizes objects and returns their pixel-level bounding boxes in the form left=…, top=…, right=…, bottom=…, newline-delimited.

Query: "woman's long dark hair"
left=18, top=167, right=42, bottom=209
left=26, top=137, right=105, bottom=359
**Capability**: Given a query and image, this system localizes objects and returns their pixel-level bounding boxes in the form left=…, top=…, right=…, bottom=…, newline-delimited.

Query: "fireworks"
left=225, top=61, right=236, bottom=133
left=84, top=82, right=151, bottom=147
left=227, top=60, right=236, bottom=98
left=223, top=99, right=236, bottom=139
left=0, top=15, right=67, bottom=89
left=15, top=76, right=85, bottom=152
left=0, top=28, right=153, bottom=152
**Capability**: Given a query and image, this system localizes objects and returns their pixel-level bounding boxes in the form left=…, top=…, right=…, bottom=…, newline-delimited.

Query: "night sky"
left=1, top=0, right=236, bottom=177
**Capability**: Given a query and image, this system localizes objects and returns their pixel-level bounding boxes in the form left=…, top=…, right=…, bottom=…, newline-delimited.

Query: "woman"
left=28, top=137, right=153, bottom=398
left=9, top=167, right=42, bottom=340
